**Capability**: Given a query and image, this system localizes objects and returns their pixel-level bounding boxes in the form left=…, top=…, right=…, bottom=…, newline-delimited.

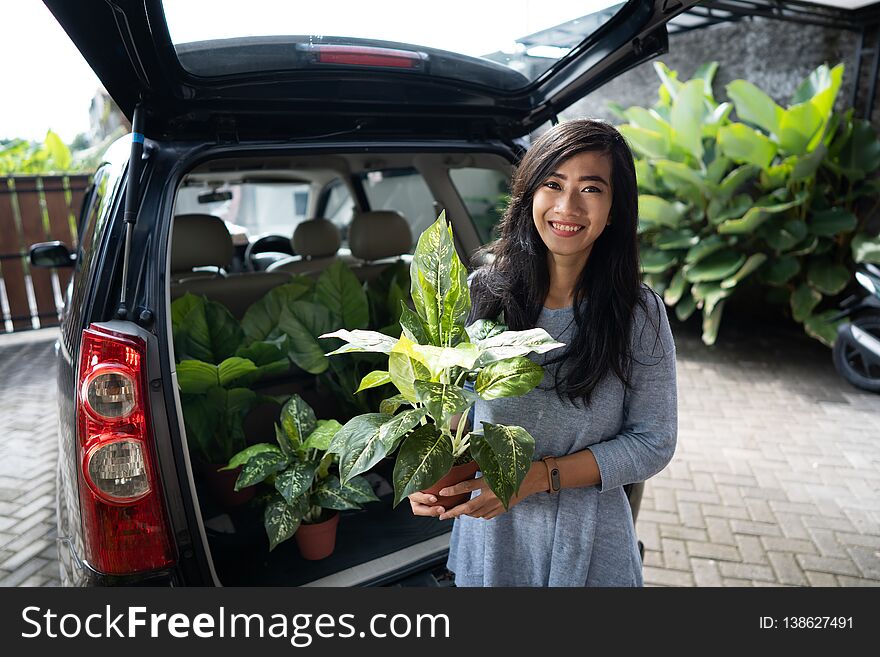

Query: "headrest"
left=171, top=214, right=233, bottom=272
left=292, top=218, right=341, bottom=259
left=349, top=211, right=412, bottom=261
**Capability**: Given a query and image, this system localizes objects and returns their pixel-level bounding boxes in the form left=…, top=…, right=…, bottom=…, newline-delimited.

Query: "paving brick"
left=796, top=555, right=861, bottom=578
left=734, top=534, right=770, bottom=565
left=0, top=538, right=52, bottom=571
left=804, top=571, right=839, bottom=587
left=658, top=524, right=708, bottom=542
left=642, top=566, right=694, bottom=587
left=689, top=558, right=723, bottom=587
left=846, top=545, right=880, bottom=580
left=767, top=551, right=808, bottom=586
left=685, top=541, right=740, bottom=563
left=718, top=562, right=777, bottom=583
left=705, top=516, right=737, bottom=546
left=759, top=536, right=818, bottom=556
left=661, top=537, right=689, bottom=571
left=729, top=519, right=783, bottom=538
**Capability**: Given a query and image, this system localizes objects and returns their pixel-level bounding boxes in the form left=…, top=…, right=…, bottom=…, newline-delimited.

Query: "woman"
left=407, top=118, right=678, bottom=587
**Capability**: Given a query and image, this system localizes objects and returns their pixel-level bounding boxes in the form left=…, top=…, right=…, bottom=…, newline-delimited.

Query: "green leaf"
left=653, top=61, right=683, bottom=101
left=399, top=303, right=429, bottom=344
left=217, top=357, right=259, bottom=387
left=44, top=130, right=72, bottom=171
left=264, top=494, right=307, bottom=551
left=685, top=235, right=731, bottom=265
left=655, top=228, right=700, bottom=250
left=177, top=360, right=219, bottom=393
left=809, top=208, right=858, bottom=237
left=721, top=253, right=767, bottom=289
left=377, top=407, right=428, bottom=453
left=235, top=451, right=288, bottom=490
left=664, top=269, right=687, bottom=306
left=807, top=258, right=850, bottom=295
left=232, top=341, right=288, bottom=385
left=379, top=394, right=410, bottom=415
left=315, top=260, right=370, bottom=330
left=171, top=293, right=243, bottom=363
left=804, top=309, right=844, bottom=348
left=760, top=255, right=801, bottom=286
left=392, top=424, right=453, bottom=507
left=618, top=125, right=669, bottom=159
left=671, top=79, right=706, bottom=160
left=675, top=290, right=697, bottom=321
left=472, top=422, right=535, bottom=510
left=693, top=61, right=719, bottom=99
left=691, top=282, right=733, bottom=315
left=340, top=475, right=380, bottom=504
left=762, top=217, right=807, bottom=252
left=414, top=380, right=479, bottom=428
left=702, top=102, right=733, bottom=139
left=312, top=475, right=363, bottom=511
left=718, top=190, right=808, bottom=235
left=274, top=462, right=317, bottom=505
left=718, top=123, right=778, bottom=169
left=355, top=370, right=392, bottom=393
left=638, top=195, right=688, bottom=229
left=475, top=356, right=543, bottom=400
left=654, top=160, right=707, bottom=198
left=791, top=284, right=821, bottom=322
left=778, top=102, right=823, bottom=155
left=388, top=349, right=433, bottom=402
left=221, top=443, right=282, bottom=471
left=241, top=278, right=314, bottom=342
left=838, top=119, right=880, bottom=181
left=726, top=80, right=783, bottom=135
left=473, top=328, right=565, bottom=367
left=279, top=394, right=317, bottom=454
left=465, top=317, right=506, bottom=342
left=641, top=248, right=679, bottom=275
left=789, top=144, right=827, bottom=182
left=408, top=342, right=481, bottom=379
left=623, top=106, right=671, bottom=135
left=717, top=165, right=759, bottom=202
left=327, top=413, right=394, bottom=482
left=302, top=419, right=343, bottom=451
left=708, top=194, right=752, bottom=225
left=320, top=328, right=399, bottom=356
left=278, top=303, right=332, bottom=374
left=852, top=232, right=880, bottom=264
left=701, top=299, right=726, bottom=346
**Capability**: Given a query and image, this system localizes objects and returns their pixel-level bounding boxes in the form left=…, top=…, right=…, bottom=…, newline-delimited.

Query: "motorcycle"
left=830, top=262, right=880, bottom=393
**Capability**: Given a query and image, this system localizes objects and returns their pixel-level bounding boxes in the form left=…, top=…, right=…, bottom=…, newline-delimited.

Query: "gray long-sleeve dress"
left=447, top=284, right=678, bottom=587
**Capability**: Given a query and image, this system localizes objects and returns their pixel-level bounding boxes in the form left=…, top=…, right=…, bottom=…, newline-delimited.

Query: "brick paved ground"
left=0, top=315, right=878, bottom=587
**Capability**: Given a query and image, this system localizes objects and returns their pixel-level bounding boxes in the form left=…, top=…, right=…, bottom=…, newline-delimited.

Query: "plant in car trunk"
left=613, top=61, right=880, bottom=347
left=319, top=212, right=565, bottom=509
left=224, top=394, right=379, bottom=554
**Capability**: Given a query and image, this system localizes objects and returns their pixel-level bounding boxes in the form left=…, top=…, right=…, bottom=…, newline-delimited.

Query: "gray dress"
left=447, top=284, right=677, bottom=587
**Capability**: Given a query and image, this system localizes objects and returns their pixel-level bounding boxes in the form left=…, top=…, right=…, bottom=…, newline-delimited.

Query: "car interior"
left=169, top=149, right=513, bottom=585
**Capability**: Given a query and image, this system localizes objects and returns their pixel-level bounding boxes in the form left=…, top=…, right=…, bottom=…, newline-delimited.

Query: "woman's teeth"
left=550, top=222, right=584, bottom=232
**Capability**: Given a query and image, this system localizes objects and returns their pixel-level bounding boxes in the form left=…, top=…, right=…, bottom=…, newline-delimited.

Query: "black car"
left=31, top=0, right=693, bottom=586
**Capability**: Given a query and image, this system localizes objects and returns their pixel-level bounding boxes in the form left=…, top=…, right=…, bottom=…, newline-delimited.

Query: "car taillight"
left=77, top=325, right=175, bottom=575
left=306, top=44, right=423, bottom=69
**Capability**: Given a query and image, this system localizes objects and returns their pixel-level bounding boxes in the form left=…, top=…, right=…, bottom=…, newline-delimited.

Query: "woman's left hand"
left=437, top=461, right=545, bottom=520
left=436, top=477, right=519, bottom=520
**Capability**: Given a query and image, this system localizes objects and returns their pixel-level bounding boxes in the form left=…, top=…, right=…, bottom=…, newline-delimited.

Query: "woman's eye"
left=543, top=181, right=560, bottom=189
left=582, top=186, right=601, bottom=193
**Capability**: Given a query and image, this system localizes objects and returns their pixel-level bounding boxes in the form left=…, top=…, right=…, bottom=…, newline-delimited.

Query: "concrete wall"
left=558, top=16, right=863, bottom=129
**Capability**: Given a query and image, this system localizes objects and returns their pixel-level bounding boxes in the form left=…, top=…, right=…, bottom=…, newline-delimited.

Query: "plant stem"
left=452, top=405, right=471, bottom=452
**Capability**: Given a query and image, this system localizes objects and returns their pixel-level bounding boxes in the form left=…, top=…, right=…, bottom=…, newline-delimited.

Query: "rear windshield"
left=161, top=0, right=627, bottom=90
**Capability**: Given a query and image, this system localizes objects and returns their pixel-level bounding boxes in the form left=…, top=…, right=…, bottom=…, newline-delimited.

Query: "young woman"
left=407, top=118, right=678, bottom=587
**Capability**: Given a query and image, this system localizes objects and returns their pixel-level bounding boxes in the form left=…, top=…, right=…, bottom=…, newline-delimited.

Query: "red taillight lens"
left=77, top=325, right=175, bottom=575
left=309, top=44, right=423, bottom=69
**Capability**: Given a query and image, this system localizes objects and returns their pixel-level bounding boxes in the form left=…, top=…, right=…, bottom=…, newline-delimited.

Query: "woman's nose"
left=555, top=190, right=585, bottom=215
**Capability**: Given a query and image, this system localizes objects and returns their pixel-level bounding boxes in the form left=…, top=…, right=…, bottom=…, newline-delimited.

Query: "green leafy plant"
left=0, top=130, right=76, bottom=174
left=224, top=394, right=379, bottom=550
left=613, top=61, right=880, bottom=346
left=319, top=213, right=565, bottom=509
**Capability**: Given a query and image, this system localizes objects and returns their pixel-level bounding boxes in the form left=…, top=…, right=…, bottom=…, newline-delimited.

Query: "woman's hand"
left=437, top=461, right=548, bottom=520
left=407, top=491, right=445, bottom=517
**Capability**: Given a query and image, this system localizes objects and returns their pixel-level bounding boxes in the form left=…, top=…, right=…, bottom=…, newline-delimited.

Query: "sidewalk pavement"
left=0, top=317, right=878, bottom=587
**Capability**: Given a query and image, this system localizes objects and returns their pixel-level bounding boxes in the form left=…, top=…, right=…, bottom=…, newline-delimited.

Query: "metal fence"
left=0, top=175, right=91, bottom=332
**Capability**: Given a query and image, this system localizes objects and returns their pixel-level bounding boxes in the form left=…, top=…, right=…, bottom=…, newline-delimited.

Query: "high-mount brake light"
left=76, top=325, right=174, bottom=575
left=309, top=44, right=422, bottom=69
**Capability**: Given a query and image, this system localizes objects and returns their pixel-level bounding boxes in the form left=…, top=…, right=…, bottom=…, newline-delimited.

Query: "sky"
left=0, top=0, right=623, bottom=144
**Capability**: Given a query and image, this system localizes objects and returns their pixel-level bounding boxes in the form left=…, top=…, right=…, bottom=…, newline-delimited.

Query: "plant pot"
left=201, top=463, right=255, bottom=510
left=421, top=460, right=479, bottom=509
left=295, top=511, right=340, bottom=560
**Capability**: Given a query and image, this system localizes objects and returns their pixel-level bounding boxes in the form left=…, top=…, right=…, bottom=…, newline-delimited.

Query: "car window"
left=323, top=180, right=356, bottom=239
left=174, top=182, right=312, bottom=238
left=449, top=168, right=510, bottom=244
left=360, top=168, right=436, bottom=253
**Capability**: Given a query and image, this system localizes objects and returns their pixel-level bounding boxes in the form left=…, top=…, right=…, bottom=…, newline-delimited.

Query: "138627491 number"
left=782, top=617, right=853, bottom=629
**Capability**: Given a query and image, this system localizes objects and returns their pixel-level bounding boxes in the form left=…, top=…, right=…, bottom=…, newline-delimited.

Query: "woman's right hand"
left=407, top=492, right=445, bottom=517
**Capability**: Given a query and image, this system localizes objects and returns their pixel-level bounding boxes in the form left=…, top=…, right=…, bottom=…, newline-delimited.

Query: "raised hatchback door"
left=44, top=0, right=699, bottom=139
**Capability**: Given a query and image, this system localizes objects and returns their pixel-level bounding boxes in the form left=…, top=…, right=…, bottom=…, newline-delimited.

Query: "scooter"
left=830, top=262, right=880, bottom=393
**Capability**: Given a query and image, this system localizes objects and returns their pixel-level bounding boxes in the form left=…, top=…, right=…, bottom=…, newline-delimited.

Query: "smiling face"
left=531, top=150, right=613, bottom=268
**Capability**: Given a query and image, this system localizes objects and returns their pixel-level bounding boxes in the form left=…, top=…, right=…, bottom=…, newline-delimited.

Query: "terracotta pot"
left=421, top=460, right=479, bottom=509
left=295, top=511, right=340, bottom=560
left=201, top=463, right=255, bottom=510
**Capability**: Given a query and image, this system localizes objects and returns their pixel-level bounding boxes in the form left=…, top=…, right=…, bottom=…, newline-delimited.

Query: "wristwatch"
left=541, top=456, right=561, bottom=494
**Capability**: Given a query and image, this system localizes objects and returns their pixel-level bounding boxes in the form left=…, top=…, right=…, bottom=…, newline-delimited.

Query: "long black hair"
left=469, top=118, right=658, bottom=407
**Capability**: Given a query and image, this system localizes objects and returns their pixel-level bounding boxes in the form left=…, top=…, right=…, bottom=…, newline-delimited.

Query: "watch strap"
left=541, top=456, right=561, bottom=493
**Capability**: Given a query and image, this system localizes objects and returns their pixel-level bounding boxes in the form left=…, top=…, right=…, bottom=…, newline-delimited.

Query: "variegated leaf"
left=319, top=329, right=399, bottom=355
left=392, top=424, right=453, bottom=507
left=471, top=422, right=535, bottom=509
left=377, top=407, right=428, bottom=453
left=234, top=451, right=288, bottom=490
left=326, top=413, right=394, bottom=482
left=475, top=356, right=544, bottom=400
left=264, top=494, right=308, bottom=551
left=312, top=475, right=362, bottom=511
left=274, top=462, right=317, bottom=505
left=302, top=419, right=343, bottom=452
left=474, top=328, right=565, bottom=366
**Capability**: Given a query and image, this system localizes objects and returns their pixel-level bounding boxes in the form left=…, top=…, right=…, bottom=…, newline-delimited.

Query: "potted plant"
left=224, top=394, right=379, bottom=558
left=320, top=212, right=566, bottom=510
